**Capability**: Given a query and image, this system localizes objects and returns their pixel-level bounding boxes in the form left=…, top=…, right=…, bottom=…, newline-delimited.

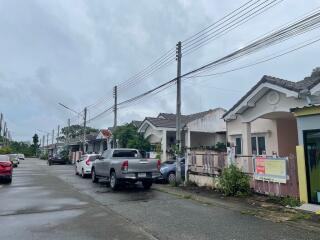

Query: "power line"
left=184, top=36, right=320, bottom=79
left=182, top=0, right=284, bottom=56
left=181, top=9, right=320, bottom=77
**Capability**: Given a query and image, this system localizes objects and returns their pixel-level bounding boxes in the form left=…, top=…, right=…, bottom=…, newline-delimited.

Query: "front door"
left=304, top=130, right=320, bottom=204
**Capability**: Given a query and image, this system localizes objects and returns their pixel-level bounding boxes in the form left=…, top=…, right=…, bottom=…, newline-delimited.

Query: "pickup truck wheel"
left=168, top=172, right=176, bottom=185
left=91, top=169, right=98, bottom=183
left=110, top=171, right=119, bottom=191
left=142, top=181, right=152, bottom=190
left=75, top=166, right=78, bottom=175
left=6, top=177, right=12, bottom=184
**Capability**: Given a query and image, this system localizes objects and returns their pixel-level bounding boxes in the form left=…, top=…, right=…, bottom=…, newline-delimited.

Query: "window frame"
left=235, top=137, right=242, bottom=155
left=251, top=134, right=266, bottom=155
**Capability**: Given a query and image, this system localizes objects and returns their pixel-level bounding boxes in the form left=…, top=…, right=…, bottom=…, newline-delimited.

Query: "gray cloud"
left=0, top=0, right=319, bottom=141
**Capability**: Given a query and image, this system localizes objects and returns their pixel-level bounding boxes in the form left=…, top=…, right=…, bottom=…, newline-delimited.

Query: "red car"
left=0, top=155, right=13, bottom=183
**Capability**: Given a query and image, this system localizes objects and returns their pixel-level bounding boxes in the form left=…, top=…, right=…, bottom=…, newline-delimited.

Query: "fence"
left=188, top=151, right=299, bottom=197
left=188, top=151, right=227, bottom=176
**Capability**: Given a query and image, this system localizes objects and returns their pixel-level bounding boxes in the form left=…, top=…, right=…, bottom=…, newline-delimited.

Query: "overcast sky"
left=1, top=0, right=320, bottom=141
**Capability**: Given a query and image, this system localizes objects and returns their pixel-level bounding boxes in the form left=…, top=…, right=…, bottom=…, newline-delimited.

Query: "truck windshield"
left=112, top=150, right=138, bottom=158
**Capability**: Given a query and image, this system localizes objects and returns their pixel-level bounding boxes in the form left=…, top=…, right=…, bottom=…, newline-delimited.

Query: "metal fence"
left=188, top=151, right=227, bottom=176
left=188, top=151, right=299, bottom=197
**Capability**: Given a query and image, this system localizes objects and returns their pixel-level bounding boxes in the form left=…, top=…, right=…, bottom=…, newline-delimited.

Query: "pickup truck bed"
left=92, top=148, right=161, bottom=190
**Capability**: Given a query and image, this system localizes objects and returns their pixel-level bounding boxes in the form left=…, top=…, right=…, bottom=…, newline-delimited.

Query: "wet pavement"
left=0, top=159, right=319, bottom=240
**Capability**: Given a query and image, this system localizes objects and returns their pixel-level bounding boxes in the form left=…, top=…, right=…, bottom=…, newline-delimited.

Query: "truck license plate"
left=138, top=173, right=146, bottom=178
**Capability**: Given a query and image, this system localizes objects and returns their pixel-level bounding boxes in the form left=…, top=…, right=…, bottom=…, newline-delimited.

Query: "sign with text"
left=254, top=156, right=287, bottom=183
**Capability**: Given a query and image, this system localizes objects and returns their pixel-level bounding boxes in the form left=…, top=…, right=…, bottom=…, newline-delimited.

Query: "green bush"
left=267, top=196, right=301, bottom=207
left=39, top=152, right=48, bottom=160
left=219, top=165, right=250, bottom=196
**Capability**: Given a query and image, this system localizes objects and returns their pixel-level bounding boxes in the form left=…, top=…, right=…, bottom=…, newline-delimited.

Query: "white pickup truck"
left=91, top=148, right=161, bottom=190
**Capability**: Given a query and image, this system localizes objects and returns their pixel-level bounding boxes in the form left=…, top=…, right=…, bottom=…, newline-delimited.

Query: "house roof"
left=100, top=129, right=112, bottom=138
left=131, top=120, right=142, bottom=128
left=85, top=132, right=99, bottom=141
left=144, top=109, right=225, bottom=129
left=223, top=74, right=320, bottom=119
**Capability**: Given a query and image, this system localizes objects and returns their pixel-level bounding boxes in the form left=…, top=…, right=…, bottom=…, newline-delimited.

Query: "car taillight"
left=85, top=158, right=90, bottom=166
left=157, top=159, right=161, bottom=170
left=121, top=160, right=128, bottom=171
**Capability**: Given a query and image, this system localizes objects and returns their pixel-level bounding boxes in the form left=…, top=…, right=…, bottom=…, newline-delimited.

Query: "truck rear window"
left=112, top=150, right=138, bottom=158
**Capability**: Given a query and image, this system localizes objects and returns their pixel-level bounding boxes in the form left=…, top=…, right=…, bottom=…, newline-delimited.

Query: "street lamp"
left=58, top=102, right=82, bottom=116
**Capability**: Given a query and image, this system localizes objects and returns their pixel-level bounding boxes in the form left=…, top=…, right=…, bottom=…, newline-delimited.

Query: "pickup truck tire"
left=142, top=181, right=152, bottom=190
left=110, top=171, right=119, bottom=191
left=75, top=166, right=78, bottom=175
left=168, top=172, right=176, bottom=185
left=91, top=168, right=98, bottom=183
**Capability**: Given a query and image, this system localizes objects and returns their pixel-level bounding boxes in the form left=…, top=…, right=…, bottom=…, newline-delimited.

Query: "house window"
left=251, top=136, right=266, bottom=155
left=235, top=137, right=242, bottom=155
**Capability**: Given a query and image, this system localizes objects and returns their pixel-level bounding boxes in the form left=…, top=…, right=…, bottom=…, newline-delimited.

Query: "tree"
left=60, top=124, right=99, bottom=140
left=32, top=134, right=39, bottom=146
left=113, top=124, right=150, bottom=151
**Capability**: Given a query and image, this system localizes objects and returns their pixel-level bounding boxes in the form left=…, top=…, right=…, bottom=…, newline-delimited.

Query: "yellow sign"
left=254, top=157, right=287, bottom=183
left=265, top=160, right=286, bottom=176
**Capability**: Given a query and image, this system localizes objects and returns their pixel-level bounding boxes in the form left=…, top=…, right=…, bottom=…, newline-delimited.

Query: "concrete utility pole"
left=3, top=122, right=7, bottom=146
left=57, top=125, right=60, bottom=143
left=83, top=107, right=87, bottom=153
left=42, top=135, right=45, bottom=148
left=46, top=133, right=49, bottom=147
left=0, top=113, right=3, bottom=137
left=113, top=86, right=118, bottom=148
left=52, top=129, right=54, bottom=145
left=67, top=118, right=70, bottom=144
left=175, top=41, right=182, bottom=184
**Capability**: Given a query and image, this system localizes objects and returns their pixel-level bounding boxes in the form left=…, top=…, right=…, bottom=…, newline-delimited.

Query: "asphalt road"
left=0, top=158, right=319, bottom=240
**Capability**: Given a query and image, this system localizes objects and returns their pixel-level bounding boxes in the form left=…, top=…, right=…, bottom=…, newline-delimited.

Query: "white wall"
left=297, top=114, right=320, bottom=144
left=187, top=108, right=226, bottom=133
left=227, top=117, right=278, bottom=155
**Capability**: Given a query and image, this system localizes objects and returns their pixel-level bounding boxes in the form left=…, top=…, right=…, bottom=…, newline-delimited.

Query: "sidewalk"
left=153, top=184, right=320, bottom=232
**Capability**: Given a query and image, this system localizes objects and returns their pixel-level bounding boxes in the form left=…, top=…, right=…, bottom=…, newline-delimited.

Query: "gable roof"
left=223, top=74, right=320, bottom=119
left=143, top=108, right=225, bottom=129
left=131, top=120, right=142, bottom=128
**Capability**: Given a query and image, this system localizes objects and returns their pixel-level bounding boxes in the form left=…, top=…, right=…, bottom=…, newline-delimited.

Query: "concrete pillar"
left=242, top=122, right=252, bottom=172
left=242, top=122, right=252, bottom=155
left=185, top=129, right=191, bottom=184
left=161, top=130, right=167, bottom=162
left=186, top=129, right=191, bottom=149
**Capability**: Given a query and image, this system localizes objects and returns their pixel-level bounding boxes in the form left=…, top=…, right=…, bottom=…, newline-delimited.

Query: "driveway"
left=0, top=158, right=319, bottom=240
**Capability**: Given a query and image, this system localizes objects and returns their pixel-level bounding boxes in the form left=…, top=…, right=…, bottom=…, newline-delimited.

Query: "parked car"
left=75, top=154, right=100, bottom=178
left=8, top=154, right=19, bottom=167
left=18, top=154, right=25, bottom=160
left=159, top=158, right=185, bottom=184
left=0, top=155, right=13, bottom=183
left=91, top=148, right=161, bottom=190
left=48, top=154, right=68, bottom=165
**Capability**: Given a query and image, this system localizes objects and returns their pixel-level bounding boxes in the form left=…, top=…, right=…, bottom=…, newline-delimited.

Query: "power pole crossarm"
left=176, top=41, right=182, bottom=184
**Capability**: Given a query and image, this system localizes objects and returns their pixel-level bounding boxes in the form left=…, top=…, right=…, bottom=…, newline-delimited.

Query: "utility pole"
left=0, top=113, right=3, bottom=137
left=67, top=118, right=70, bottom=144
left=113, top=86, right=118, bottom=148
left=42, top=135, right=45, bottom=148
left=46, top=133, right=49, bottom=147
left=175, top=41, right=182, bottom=184
left=52, top=129, right=54, bottom=145
left=83, top=107, right=87, bottom=153
left=3, top=122, right=7, bottom=146
left=57, top=125, right=60, bottom=144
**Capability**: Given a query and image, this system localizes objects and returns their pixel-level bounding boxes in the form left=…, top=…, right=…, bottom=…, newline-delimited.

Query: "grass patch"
left=266, top=196, right=301, bottom=207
